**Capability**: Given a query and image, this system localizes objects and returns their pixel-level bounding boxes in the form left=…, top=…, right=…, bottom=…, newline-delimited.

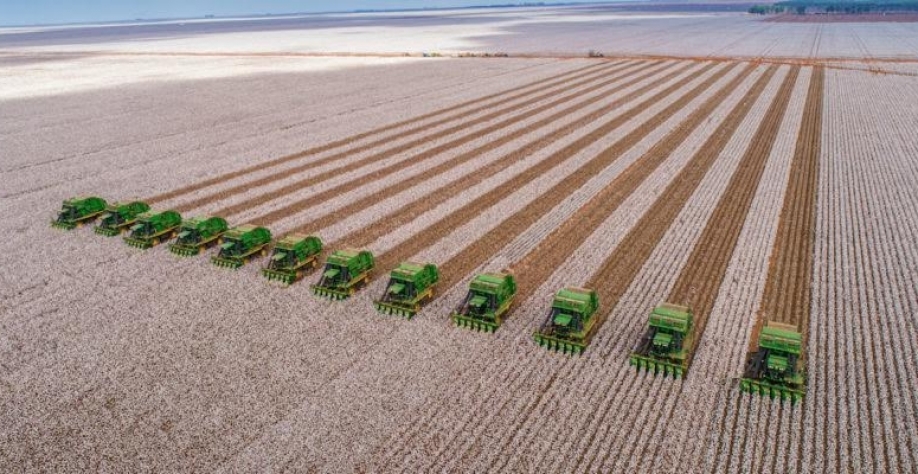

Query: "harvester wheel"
left=152, top=238, right=160, bottom=246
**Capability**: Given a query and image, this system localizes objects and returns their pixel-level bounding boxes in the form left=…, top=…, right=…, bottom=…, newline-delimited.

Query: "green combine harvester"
left=123, top=210, right=182, bottom=249
left=451, top=272, right=516, bottom=332
left=211, top=225, right=272, bottom=269
left=262, top=234, right=323, bottom=284
left=169, top=216, right=229, bottom=257
left=533, top=287, right=600, bottom=355
left=312, top=249, right=375, bottom=300
left=373, top=261, right=439, bottom=318
left=52, top=196, right=107, bottom=230
left=740, top=320, right=806, bottom=403
left=630, top=303, right=695, bottom=378
left=94, top=201, right=151, bottom=236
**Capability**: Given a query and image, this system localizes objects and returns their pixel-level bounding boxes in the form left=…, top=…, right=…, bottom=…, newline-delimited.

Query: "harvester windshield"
left=130, top=221, right=154, bottom=238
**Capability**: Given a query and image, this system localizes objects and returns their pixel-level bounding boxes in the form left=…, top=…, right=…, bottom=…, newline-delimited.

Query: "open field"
left=2, top=5, right=918, bottom=473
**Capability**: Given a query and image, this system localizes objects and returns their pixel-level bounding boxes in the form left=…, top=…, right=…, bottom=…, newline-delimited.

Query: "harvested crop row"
left=241, top=61, right=661, bottom=229
left=171, top=63, right=627, bottom=215
left=479, top=64, right=798, bottom=474
left=468, top=65, right=784, bottom=474
left=299, top=61, right=678, bottom=243
left=513, top=64, right=775, bottom=306
left=145, top=61, right=607, bottom=205
left=661, top=65, right=799, bottom=365
left=366, top=63, right=740, bottom=470
left=373, top=62, right=755, bottom=472
left=402, top=63, right=736, bottom=286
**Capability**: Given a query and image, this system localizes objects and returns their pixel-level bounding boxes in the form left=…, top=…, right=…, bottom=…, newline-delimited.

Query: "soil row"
left=191, top=63, right=630, bottom=218
left=328, top=61, right=681, bottom=248
left=144, top=61, right=606, bottom=205
left=262, top=61, right=665, bottom=233
left=408, top=63, right=735, bottom=289
left=759, top=66, right=824, bottom=330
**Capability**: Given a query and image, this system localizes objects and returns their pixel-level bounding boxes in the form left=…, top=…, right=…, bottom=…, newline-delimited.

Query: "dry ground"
left=2, top=8, right=918, bottom=474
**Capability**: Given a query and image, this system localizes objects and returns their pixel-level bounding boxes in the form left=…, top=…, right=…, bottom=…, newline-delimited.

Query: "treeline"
left=750, top=0, right=918, bottom=14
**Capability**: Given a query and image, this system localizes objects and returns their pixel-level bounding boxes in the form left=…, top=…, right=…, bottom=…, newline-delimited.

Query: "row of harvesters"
left=53, top=196, right=804, bottom=402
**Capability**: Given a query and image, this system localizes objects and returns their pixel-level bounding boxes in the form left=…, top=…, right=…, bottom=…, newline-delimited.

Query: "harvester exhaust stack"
left=311, top=248, right=374, bottom=300
left=94, top=201, right=151, bottom=236
left=373, top=261, right=439, bottom=319
left=262, top=234, right=323, bottom=284
left=740, top=320, right=806, bottom=404
left=533, top=287, right=600, bottom=355
left=451, top=272, right=516, bottom=332
left=123, top=210, right=182, bottom=249
left=210, top=225, right=272, bottom=269
left=169, top=216, right=229, bottom=257
left=52, top=196, right=107, bottom=230
left=629, top=303, right=694, bottom=378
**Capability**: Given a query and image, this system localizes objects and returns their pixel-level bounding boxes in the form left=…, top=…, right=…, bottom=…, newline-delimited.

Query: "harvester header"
left=262, top=234, right=323, bottom=284
left=374, top=261, right=439, bottom=318
left=94, top=201, right=151, bottom=236
left=311, top=248, right=375, bottom=300
left=211, top=225, right=272, bottom=269
left=52, top=196, right=107, bottom=230
left=170, top=216, right=229, bottom=257
left=533, top=287, right=600, bottom=355
left=123, top=210, right=182, bottom=249
left=451, top=272, right=516, bottom=332
left=630, top=303, right=695, bottom=378
left=741, top=320, right=806, bottom=403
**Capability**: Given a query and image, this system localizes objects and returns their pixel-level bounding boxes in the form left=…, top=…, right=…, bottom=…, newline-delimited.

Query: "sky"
left=0, top=1, right=549, bottom=26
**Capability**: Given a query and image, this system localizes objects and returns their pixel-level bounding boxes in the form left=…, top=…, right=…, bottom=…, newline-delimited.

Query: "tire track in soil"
left=144, top=61, right=606, bottom=205
left=385, top=62, right=733, bottom=286
left=511, top=64, right=776, bottom=308
left=317, top=61, right=682, bottom=247
left=206, top=61, right=637, bottom=220
left=662, top=65, right=799, bottom=371
left=376, top=62, right=739, bottom=472
left=521, top=65, right=781, bottom=474
left=283, top=61, right=675, bottom=238
left=370, top=61, right=728, bottom=470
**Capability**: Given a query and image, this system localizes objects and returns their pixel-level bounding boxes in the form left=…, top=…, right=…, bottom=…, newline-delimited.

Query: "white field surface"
left=2, top=8, right=918, bottom=473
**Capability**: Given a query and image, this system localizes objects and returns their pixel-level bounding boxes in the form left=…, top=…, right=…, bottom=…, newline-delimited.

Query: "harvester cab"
left=262, top=234, right=323, bottom=284
left=311, top=248, right=375, bottom=300
left=533, top=287, right=600, bottom=355
left=95, top=201, right=151, bottom=236
left=169, top=216, right=229, bottom=257
left=630, top=303, right=694, bottom=378
left=211, top=225, right=272, bottom=269
left=740, top=320, right=806, bottom=403
left=451, top=272, right=516, bottom=332
left=123, top=210, right=182, bottom=249
left=375, top=262, right=440, bottom=318
left=52, top=196, right=107, bottom=230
